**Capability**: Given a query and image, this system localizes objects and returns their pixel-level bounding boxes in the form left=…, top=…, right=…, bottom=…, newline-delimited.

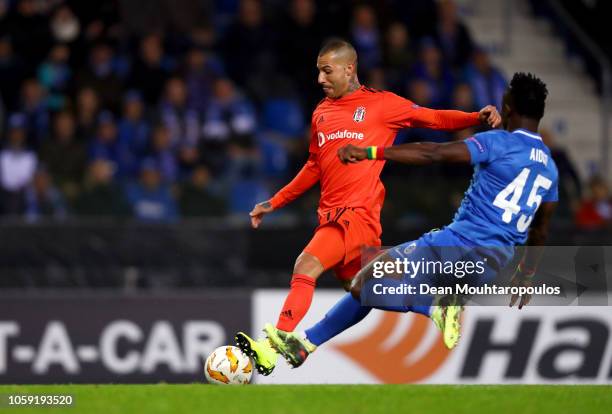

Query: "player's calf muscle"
left=293, top=252, right=324, bottom=279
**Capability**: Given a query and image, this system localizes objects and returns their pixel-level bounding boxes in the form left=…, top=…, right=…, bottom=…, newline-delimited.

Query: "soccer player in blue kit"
left=264, top=72, right=559, bottom=368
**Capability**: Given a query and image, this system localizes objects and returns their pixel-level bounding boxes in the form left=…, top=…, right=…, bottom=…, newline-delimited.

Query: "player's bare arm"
left=509, top=201, right=557, bottom=309
left=249, top=201, right=274, bottom=229
left=338, top=141, right=471, bottom=165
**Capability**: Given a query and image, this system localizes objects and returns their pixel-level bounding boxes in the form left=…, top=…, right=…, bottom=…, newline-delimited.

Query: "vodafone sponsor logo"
left=317, top=129, right=364, bottom=147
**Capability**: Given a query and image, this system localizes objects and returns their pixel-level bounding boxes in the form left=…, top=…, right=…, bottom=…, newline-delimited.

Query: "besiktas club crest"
left=353, top=106, right=366, bottom=122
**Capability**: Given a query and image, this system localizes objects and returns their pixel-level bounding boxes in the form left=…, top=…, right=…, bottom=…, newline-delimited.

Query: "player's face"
left=317, top=52, right=353, bottom=98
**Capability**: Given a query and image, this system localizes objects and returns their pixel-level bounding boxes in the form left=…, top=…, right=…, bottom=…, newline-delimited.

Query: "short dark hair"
left=318, top=37, right=356, bottom=57
left=508, top=72, right=548, bottom=120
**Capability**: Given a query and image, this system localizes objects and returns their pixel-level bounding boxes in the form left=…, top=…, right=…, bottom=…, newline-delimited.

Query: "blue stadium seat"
left=257, top=135, right=289, bottom=177
left=229, top=179, right=270, bottom=213
left=261, top=98, right=304, bottom=137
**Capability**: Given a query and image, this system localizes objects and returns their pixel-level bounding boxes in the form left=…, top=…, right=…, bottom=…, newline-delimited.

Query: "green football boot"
left=234, top=331, right=278, bottom=376
left=430, top=296, right=463, bottom=349
left=263, top=323, right=317, bottom=368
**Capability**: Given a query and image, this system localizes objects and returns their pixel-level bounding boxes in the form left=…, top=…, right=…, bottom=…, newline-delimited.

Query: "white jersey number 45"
left=493, top=167, right=552, bottom=232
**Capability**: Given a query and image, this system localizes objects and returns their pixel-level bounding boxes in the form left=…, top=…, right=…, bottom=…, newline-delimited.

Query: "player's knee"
left=341, top=278, right=352, bottom=292
left=349, top=259, right=375, bottom=300
left=293, top=252, right=324, bottom=278
left=349, top=273, right=364, bottom=300
left=350, top=283, right=361, bottom=300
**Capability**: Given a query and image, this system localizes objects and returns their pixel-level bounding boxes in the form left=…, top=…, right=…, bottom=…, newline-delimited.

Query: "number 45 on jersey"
left=493, top=167, right=553, bottom=232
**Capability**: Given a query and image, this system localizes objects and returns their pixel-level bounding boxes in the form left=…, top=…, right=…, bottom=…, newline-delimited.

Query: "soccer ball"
left=204, top=346, right=253, bottom=385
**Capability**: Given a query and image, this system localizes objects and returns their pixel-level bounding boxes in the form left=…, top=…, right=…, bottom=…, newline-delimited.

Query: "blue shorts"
left=361, top=228, right=511, bottom=310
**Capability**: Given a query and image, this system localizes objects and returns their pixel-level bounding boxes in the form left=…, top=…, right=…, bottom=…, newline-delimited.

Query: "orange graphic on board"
left=333, top=313, right=452, bottom=383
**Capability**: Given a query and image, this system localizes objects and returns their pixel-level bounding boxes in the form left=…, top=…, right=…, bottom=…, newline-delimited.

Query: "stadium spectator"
left=366, top=67, right=387, bottom=91
left=19, top=78, right=50, bottom=147
left=117, top=90, right=150, bottom=175
left=118, top=0, right=202, bottom=37
left=37, top=44, right=72, bottom=110
left=128, top=34, right=176, bottom=106
left=206, top=78, right=256, bottom=144
left=396, top=79, right=450, bottom=144
left=383, top=22, right=414, bottom=93
left=75, top=86, right=101, bottom=140
left=149, top=123, right=179, bottom=183
left=434, top=0, right=474, bottom=68
left=0, top=96, right=4, bottom=133
left=276, top=0, right=323, bottom=112
left=463, top=47, right=507, bottom=110
left=24, top=167, right=67, bottom=221
left=125, top=158, right=179, bottom=223
left=183, top=47, right=224, bottom=114
left=4, top=0, right=52, bottom=73
left=541, top=129, right=582, bottom=218
left=157, top=77, right=200, bottom=148
left=0, top=113, right=37, bottom=214
left=188, top=24, right=217, bottom=51
left=157, top=77, right=201, bottom=177
left=228, top=160, right=269, bottom=215
left=350, top=4, right=381, bottom=73
left=73, top=159, right=128, bottom=217
left=575, top=176, right=611, bottom=230
left=0, top=36, right=26, bottom=111
left=410, top=39, right=454, bottom=108
left=76, top=42, right=123, bottom=111
left=390, top=0, right=437, bottom=39
left=68, top=0, right=121, bottom=51
left=39, top=111, right=86, bottom=199
left=88, top=111, right=132, bottom=178
left=451, top=82, right=478, bottom=113
left=201, top=78, right=256, bottom=174
left=220, top=0, right=275, bottom=88
left=179, top=165, right=226, bottom=217
left=49, top=4, right=81, bottom=45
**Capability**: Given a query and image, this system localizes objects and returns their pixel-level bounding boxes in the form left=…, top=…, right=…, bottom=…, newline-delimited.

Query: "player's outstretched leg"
left=265, top=291, right=372, bottom=367
left=234, top=331, right=278, bottom=375
left=234, top=234, right=339, bottom=375
left=382, top=233, right=467, bottom=350
left=430, top=295, right=463, bottom=349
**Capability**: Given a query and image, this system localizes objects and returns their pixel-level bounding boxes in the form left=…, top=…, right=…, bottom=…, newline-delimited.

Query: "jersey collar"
left=512, top=128, right=542, bottom=141
left=328, top=85, right=366, bottom=102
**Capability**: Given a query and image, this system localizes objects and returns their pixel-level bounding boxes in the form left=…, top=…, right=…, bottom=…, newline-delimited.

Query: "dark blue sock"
left=305, top=293, right=372, bottom=346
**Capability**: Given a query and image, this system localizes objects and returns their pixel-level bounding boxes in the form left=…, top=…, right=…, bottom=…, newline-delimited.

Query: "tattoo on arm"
left=262, top=201, right=272, bottom=209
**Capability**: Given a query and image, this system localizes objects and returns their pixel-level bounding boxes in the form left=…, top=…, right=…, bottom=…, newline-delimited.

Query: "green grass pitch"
left=0, top=384, right=610, bottom=414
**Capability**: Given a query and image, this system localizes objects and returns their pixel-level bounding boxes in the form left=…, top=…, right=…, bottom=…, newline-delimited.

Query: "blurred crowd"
left=0, top=0, right=608, bottom=229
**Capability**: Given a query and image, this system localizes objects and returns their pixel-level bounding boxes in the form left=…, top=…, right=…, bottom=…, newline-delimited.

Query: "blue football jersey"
left=448, top=128, right=559, bottom=248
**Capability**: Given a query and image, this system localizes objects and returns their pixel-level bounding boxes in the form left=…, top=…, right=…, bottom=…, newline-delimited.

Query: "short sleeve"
left=463, top=131, right=499, bottom=165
